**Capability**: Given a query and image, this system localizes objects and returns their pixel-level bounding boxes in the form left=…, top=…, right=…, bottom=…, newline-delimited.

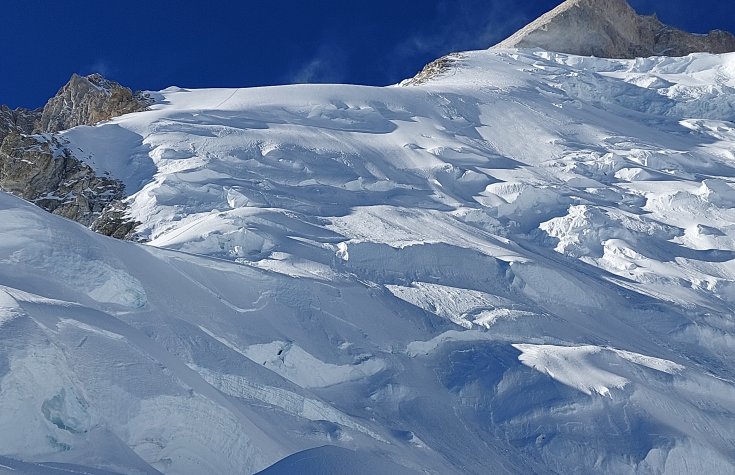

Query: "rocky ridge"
left=36, top=73, right=151, bottom=134
left=493, top=0, right=735, bottom=58
left=0, top=73, right=150, bottom=239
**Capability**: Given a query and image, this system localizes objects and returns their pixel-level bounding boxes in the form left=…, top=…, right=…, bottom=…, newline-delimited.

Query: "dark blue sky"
left=2, top=0, right=734, bottom=108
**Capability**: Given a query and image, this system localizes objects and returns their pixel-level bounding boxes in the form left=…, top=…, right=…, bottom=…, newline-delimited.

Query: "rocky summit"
left=494, top=0, right=735, bottom=58
left=36, top=73, right=151, bottom=134
left=0, top=73, right=149, bottom=239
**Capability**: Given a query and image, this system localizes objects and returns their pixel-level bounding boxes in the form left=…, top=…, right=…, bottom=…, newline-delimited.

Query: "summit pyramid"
left=494, top=0, right=735, bottom=58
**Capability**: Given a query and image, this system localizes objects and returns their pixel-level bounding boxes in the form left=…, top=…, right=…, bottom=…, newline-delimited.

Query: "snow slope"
left=3, top=48, right=735, bottom=473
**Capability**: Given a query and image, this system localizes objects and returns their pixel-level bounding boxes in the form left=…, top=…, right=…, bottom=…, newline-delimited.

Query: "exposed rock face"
left=0, top=133, right=139, bottom=239
left=0, top=105, right=38, bottom=142
left=494, top=0, right=735, bottom=58
left=0, top=73, right=148, bottom=239
left=36, top=73, right=151, bottom=133
left=91, top=201, right=140, bottom=239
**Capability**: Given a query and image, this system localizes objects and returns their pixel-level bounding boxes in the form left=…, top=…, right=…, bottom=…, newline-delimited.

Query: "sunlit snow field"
left=2, top=49, right=735, bottom=473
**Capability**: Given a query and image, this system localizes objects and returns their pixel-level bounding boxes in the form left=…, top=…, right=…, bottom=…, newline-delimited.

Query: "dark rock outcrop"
left=494, top=0, right=735, bottom=58
left=0, top=73, right=149, bottom=239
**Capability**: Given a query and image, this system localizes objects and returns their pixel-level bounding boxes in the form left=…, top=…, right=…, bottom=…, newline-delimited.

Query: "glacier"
left=2, top=48, right=735, bottom=473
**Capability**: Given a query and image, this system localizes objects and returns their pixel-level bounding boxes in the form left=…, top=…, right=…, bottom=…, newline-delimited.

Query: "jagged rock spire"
left=494, top=0, right=735, bottom=58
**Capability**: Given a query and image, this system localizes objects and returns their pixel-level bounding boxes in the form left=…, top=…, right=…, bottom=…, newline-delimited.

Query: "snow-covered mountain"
left=495, top=0, right=735, bottom=58
left=3, top=2, right=735, bottom=474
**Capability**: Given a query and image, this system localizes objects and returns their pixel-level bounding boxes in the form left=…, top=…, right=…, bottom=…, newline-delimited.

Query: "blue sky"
left=2, top=0, right=734, bottom=108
